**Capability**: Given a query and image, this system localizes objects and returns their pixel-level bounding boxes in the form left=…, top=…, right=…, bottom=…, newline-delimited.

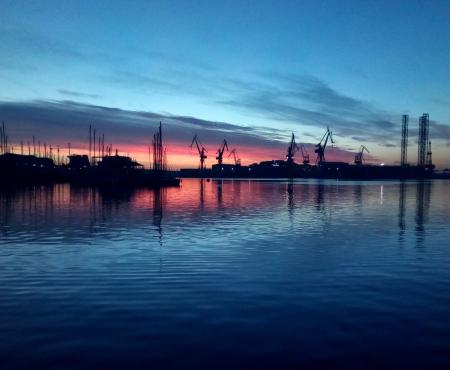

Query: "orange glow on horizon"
left=8, top=140, right=289, bottom=169
left=8, top=139, right=449, bottom=169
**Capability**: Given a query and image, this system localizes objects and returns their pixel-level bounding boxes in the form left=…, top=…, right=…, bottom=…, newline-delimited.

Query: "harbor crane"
left=299, top=144, right=310, bottom=165
left=190, top=135, right=207, bottom=170
left=315, top=127, right=334, bottom=164
left=228, top=149, right=241, bottom=166
left=354, top=145, right=369, bottom=165
left=216, top=139, right=228, bottom=165
left=286, top=133, right=300, bottom=164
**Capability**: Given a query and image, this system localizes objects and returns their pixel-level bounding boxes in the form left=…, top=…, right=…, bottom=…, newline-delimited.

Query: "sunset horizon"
left=1, top=1, right=449, bottom=169
left=1, top=1, right=450, bottom=369
left=1, top=99, right=448, bottom=169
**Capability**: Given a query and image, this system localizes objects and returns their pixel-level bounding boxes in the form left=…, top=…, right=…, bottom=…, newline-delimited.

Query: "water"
left=0, top=179, right=449, bottom=369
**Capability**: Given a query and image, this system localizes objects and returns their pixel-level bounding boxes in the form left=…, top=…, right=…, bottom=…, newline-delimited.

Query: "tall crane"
left=216, top=139, right=228, bottom=165
left=299, top=144, right=310, bottom=165
left=354, top=145, right=369, bottom=165
left=228, top=149, right=241, bottom=166
left=190, top=135, right=207, bottom=170
left=286, top=133, right=299, bottom=164
left=314, top=127, right=334, bottom=164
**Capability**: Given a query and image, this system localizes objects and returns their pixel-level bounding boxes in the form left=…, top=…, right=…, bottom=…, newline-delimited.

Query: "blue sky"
left=1, top=0, right=449, bottom=168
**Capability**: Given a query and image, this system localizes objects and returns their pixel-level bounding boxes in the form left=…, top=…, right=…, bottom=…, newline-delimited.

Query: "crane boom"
left=190, top=135, right=207, bottom=170
left=354, top=145, right=369, bottom=165
left=228, top=149, right=241, bottom=165
left=216, top=139, right=228, bottom=165
left=286, top=133, right=300, bottom=164
left=314, top=127, right=334, bottom=164
left=299, top=144, right=310, bottom=165
left=190, top=135, right=200, bottom=154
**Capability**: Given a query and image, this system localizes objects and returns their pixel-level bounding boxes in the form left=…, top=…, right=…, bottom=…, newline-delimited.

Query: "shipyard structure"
left=181, top=114, right=438, bottom=180
left=0, top=114, right=445, bottom=184
left=0, top=122, right=180, bottom=187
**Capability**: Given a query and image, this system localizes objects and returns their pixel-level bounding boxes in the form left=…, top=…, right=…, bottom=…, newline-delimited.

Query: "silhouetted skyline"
left=1, top=1, right=449, bottom=168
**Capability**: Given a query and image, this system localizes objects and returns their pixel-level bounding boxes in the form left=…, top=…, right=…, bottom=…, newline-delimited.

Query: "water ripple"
left=0, top=180, right=449, bottom=369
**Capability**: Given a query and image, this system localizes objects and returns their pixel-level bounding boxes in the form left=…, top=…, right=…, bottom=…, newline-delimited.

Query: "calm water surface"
left=0, top=179, right=449, bottom=369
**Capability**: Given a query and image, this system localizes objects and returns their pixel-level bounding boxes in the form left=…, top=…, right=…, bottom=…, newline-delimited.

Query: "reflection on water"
left=287, top=181, right=294, bottom=221
left=216, top=179, right=223, bottom=207
left=398, top=181, right=406, bottom=242
left=415, top=181, right=432, bottom=246
left=0, top=179, right=449, bottom=369
left=153, top=187, right=164, bottom=244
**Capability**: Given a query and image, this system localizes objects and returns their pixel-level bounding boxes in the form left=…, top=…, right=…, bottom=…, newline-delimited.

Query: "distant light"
left=380, top=163, right=385, bottom=166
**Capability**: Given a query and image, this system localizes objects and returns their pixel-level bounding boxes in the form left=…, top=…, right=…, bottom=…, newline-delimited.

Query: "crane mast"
left=190, top=135, right=207, bottom=170
left=354, top=145, right=369, bottom=165
left=286, top=133, right=299, bottom=164
left=299, top=144, right=310, bottom=165
left=228, top=149, right=241, bottom=166
left=216, top=139, right=228, bottom=165
left=314, top=127, right=334, bottom=164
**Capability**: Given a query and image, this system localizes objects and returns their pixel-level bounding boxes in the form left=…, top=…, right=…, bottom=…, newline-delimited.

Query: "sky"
left=0, top=0, right=449, bottom=169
